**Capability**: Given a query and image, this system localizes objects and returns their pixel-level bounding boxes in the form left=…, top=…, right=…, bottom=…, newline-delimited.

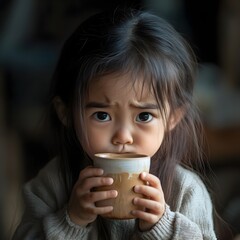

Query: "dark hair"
left=49, top=8, right=203, bottom=204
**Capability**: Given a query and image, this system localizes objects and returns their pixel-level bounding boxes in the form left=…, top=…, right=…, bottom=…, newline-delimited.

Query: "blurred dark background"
left=0, top=0, right=240, bottom=239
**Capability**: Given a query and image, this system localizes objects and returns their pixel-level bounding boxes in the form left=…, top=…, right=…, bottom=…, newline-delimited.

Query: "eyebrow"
left=130, top=103, right=159, bottom=110
left=85, top=102, right=111, bottom=108
left=85, top=102, right=159, bottom=109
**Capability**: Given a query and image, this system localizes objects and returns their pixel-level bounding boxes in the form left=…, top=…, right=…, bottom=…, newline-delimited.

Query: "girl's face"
left=83, top=73, right=170, bottom=159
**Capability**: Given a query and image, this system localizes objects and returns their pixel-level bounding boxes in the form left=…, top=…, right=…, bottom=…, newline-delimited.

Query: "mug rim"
left=94, top=153, right=149, bottom=159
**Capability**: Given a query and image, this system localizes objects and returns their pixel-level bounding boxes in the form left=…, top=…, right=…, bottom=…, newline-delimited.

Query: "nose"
left=112, top=127, right=133, bottom=145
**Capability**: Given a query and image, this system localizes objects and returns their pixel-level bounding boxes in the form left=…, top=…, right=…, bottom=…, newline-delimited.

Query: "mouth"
left=116, top=151, right=136, bottom=154
left=99, top=152, right=136, bottom=154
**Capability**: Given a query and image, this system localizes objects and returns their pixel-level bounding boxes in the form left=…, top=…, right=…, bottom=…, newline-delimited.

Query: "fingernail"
left=109, top=178, right=114, bottom=184
left=111, top=190, right=118, bottom=197
left=134, top=185, right=139, bottom=192
left=131, top=210, right=136, bottom=215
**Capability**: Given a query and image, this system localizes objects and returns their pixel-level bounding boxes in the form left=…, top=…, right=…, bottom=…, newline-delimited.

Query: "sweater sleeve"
left=171, top=169, right=217, bottom=240
left=12, top=159, right=96, bottom=240
left=134, top=168, right=217, bottom=240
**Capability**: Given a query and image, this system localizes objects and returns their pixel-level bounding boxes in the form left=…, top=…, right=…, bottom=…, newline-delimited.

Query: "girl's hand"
left=67, top=166, right=118, bottom=227
left=132, top=172, right=165, bottom=231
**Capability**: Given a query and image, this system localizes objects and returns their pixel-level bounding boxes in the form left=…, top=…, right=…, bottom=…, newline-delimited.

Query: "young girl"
left=13, top=8, right=217, bottom=239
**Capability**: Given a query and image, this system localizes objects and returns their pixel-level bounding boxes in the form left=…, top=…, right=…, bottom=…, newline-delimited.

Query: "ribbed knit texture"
left=13, top=158, right=217, bottom=240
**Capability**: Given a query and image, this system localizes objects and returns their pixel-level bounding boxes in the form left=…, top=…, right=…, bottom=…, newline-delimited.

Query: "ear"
left=168, top=108, right=184, bottom=131
left=53, top=96, right=67, bottom=126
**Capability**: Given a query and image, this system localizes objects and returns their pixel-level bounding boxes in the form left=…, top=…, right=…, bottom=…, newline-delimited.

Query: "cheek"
left=139, top=125, right=165, bottom=157
left=148, top=132, right=164, bottom=156
left=85, top=127, right=108, bottom=155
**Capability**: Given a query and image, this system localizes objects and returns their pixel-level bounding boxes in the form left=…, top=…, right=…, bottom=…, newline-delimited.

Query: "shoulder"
left=170, top=166, right=216, bottom=239
left=24, top=157, right=68, bottom=210
left=175, top=164, right=208, bottom=190
left=171, top=164, right=212, bottom=210
left=26, top=157, right=62, bottom=190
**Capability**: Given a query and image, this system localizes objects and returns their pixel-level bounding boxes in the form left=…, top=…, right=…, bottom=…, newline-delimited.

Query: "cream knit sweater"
left=13, top=158, right=217, bottom=240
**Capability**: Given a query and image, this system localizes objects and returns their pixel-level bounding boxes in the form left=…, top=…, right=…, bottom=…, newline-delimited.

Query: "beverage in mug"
left=93, top=153, right=150, bottom=219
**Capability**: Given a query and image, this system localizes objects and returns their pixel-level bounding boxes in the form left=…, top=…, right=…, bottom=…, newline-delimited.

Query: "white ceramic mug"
left=93, top=153, right=150, bottom=219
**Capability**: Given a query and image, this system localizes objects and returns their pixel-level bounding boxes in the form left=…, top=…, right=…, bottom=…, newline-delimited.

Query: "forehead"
left=88, top=72, right=155, bottom=101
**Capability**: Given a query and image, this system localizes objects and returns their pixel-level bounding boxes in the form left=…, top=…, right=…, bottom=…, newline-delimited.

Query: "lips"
left=99, top=145, right=136, bottom=154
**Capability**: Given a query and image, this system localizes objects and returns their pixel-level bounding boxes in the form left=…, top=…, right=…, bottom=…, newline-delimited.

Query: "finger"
left=131, top=209, right=159, bottom=224
left=86, top=205, right=114, bottom=216
left=134, top=184, right=163, bottom=201
left=140, top=172, right=161, bottom=189
left=133, top=197, right=164, bottom=214
left=83, top=190, right=118, bottom=203
left=75, top=177, right=113, bottom=193
left=78, top=166, right=104, bottom=181
left=81, top=176, right=114, bottom=190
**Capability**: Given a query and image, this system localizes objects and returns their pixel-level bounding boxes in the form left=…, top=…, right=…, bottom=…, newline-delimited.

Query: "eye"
left=136, top=112, right=153, bottom=123
left=93, top=112, right=111, bottom=122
